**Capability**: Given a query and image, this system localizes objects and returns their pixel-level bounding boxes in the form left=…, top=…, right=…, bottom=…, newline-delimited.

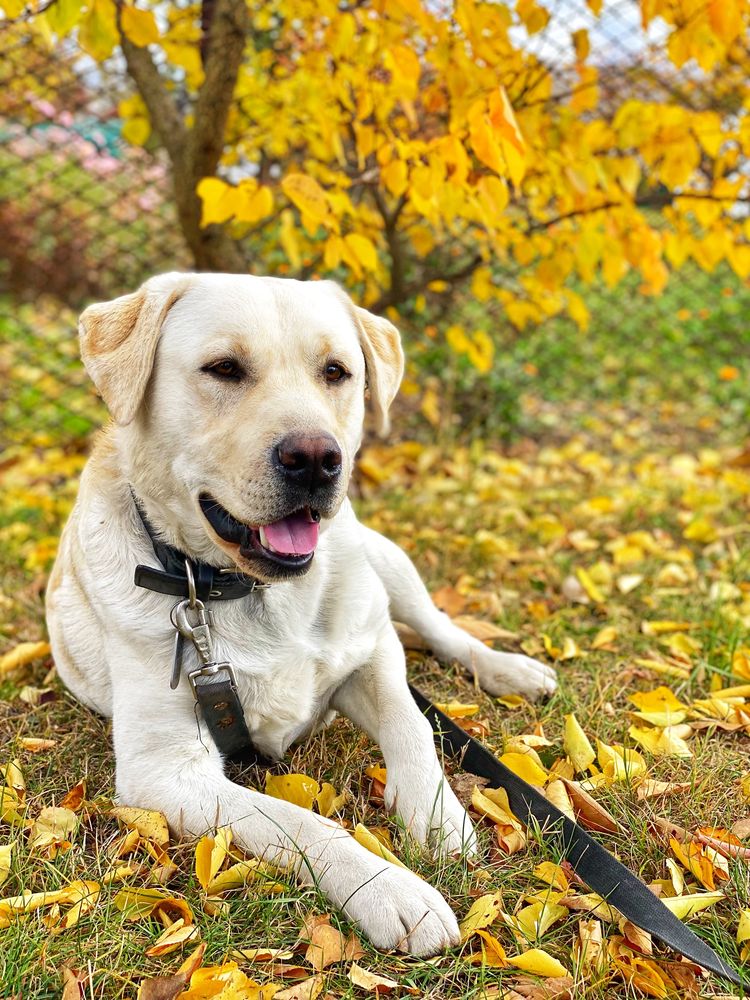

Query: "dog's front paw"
left=385, top=769, right=478, bottom=859
left=342, top=863, right=459, bottom=956
left=469, top=648, right=557, bottom=700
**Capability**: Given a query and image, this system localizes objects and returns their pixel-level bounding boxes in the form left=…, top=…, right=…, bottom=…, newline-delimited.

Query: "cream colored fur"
left=46, top=273, right=556, bottom=955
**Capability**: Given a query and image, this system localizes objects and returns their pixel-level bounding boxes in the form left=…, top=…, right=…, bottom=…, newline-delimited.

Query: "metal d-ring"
left=184, top=558, right=197, bottom=607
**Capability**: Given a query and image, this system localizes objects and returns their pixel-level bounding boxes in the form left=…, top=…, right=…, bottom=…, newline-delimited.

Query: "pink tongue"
left=263, top=512, right=320, bottom=556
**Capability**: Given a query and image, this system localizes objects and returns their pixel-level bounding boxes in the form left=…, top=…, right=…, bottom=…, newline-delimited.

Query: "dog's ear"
left=79, top=272, right=192, bottom=425
left=354, top=307, right=404, bottom=437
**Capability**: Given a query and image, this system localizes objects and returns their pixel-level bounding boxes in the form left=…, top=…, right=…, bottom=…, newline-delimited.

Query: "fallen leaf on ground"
left=434, top=700, right=480, bottom=718
left=62, top=966, right=89, bottom=1000
left=0, top=640, right=50, bottom=675
left=507, top=948, right=569, bottom=977
left=353, top=823, right=406, bottom=868
left=110, top=806, right=169, bottom=848
left=195, top=826, right=232, bottom=891
left=137, top=943, right=206, bottom=1000
left=59, top=781, right=86, bottom=812
left=629, top=687, right=688, bottom=726
left=348, top=963, right=400, bottom=993
left=302, top=913, right=364, bottom=970
left=659, top=891, right=724, bottom=919
left=563, top=713, right=595, bottom=772
left=113, top=886, right=176, bottom=921
left=459, top=890, right=503, bottom=941
left=628, top=724, right=693, bottom=758
left=145, top=918, right=200, bottom=957
left=559, top=779, right=618, bottom=833
left=18, top=737, right=57, bottom=752
left=0, top=844, right=11, bottom=888
left=636, top=779, right=691, bottom=800
left=28, top=806, right=77, bottom=857
left=273, top=975, right=324, bottom=1000
left=315, top=781, right=346, bottom=817
left=465, top=927, right=508, bottom=967
left=265, top=773, right=319, bottom=810
left=574, top=918, right=608, bottom=976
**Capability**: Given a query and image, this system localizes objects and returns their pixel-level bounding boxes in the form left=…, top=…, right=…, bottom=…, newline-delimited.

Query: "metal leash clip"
left=169, top=559, right=237, bottom=695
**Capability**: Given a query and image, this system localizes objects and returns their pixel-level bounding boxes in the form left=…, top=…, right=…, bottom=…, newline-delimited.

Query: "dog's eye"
left=324, top=362, right=349, bottom=383
left=203, top=359, right=243, bottom=381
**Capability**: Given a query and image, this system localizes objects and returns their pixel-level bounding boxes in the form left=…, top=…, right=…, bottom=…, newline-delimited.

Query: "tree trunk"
left=118, top=0, right=249, bottom=273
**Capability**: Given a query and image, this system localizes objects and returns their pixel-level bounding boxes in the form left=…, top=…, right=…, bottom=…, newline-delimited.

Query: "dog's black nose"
left=274, top=433, right=342, bottom=492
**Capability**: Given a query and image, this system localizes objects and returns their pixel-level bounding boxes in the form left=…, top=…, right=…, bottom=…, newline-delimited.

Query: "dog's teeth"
left=258, top=526, right=270, bottom=551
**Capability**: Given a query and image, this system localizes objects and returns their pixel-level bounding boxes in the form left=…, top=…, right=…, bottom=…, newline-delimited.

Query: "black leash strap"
left=409, top=686, right=743, bottom=988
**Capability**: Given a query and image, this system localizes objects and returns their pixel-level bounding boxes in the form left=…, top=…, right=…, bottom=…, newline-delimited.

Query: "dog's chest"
left=205, top=589, right=379, bottom=759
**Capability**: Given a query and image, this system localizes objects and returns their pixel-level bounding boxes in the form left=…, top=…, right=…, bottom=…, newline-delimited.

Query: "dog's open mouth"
left=199, top=494, right=320, bottom=569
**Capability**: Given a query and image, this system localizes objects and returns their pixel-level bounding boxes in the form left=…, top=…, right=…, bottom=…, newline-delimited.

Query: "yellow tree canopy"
left=2, top=0, right=749, bottom=329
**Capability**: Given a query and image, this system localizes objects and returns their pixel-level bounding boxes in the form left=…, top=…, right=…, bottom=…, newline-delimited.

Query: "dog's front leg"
left=333, top=627, right=477, bottom=858
left=361, top=526, right=557, bottom=699
left=108, top=661, right=458, bottom=956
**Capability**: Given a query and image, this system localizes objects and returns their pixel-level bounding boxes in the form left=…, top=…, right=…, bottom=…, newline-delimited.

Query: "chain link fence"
left=0, top=4, right=748, bottom=453
left=0, top=27, right=189, bottom=447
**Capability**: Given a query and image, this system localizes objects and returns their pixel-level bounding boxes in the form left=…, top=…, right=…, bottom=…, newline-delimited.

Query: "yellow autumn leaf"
left=110, top=806, right=169, bottom=847
left=119, top=4, right=159, bottom=46
left=471, top=786, right=523, bottom=829
left=564, top=713, right=596, bottom=772
left=737, top=909, right=750, bottom=944
left=641, top=621, right=695, bottom=635
left=512, top=898, right=568, bottom=940
left=113, top=886, right=172, bottom=920
left=732, top=649, right=750, bottom=680
left=576, top=567, right=605, bottom=603
left=542, top=633, right=581, bottom=660
left=315, top=782, right=346, bottom=818
left=628, top=687, right=688, bottom=727
left=265, top=773, right=319, bottom=810
left=534, top=862, right=569, bottom=891
left=0, top=845, right=11, bottom=889
left=78, top=0, right=118, bottom=61
left=683, top=517, right=718, bottom=544
left=434, top=701, right=480, bottom=718
left=352, top=824, right=406, bottom=869
left=499, top=752, right=548, bottom=786
left=459, top=890, right=503, bottom=942
left=145, top=917, right=201, bottom=957
left=206, top=858, right=284, bottom=895
left=195, top=826, right=232, bottom=892
left=348, top=963, right=400, bottom=992
left=659, top=891, right=724, bottom=919
left=197, top=177, right=239, bottom=227
left=281, top=173, right=332, bottom=225
left=507, top=948, right=569, bottom=977
left=597, top=741, right=646, bottom=783
left=0, top=641, right=50, bottom=676
left=28, top=806, right=77, bottom=854
left=591, top=625, right=618, bottom=650
left=628, top=725, right=693, bottom=758
left=344, top=233, right=378, bottom=272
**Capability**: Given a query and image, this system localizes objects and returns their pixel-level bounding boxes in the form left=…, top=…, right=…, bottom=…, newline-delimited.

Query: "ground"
left=0, top=272, right=749, bottom=999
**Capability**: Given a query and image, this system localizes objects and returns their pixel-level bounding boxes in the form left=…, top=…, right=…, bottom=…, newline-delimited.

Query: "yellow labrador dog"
left=46, top=273, right=556, bottom=955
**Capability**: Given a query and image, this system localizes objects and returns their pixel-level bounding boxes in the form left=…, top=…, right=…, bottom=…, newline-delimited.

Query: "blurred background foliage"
left=0, top=0, right=749, bottom=568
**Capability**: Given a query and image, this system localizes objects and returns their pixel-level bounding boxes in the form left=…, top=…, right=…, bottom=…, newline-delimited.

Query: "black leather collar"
left=131, top=491, right=264, bottom=602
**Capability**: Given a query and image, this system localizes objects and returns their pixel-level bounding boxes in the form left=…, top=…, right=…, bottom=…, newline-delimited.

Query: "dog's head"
left=79, top=273, right=403, bottom=581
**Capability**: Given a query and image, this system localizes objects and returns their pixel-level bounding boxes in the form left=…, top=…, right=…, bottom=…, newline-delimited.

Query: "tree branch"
left=118, top=26, right=187, bottom=163
left=526, top=190, right=749, bottom=232
left=370, top=252, right=483, bottom=314
left=188, top=0, right=249, bottom=181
